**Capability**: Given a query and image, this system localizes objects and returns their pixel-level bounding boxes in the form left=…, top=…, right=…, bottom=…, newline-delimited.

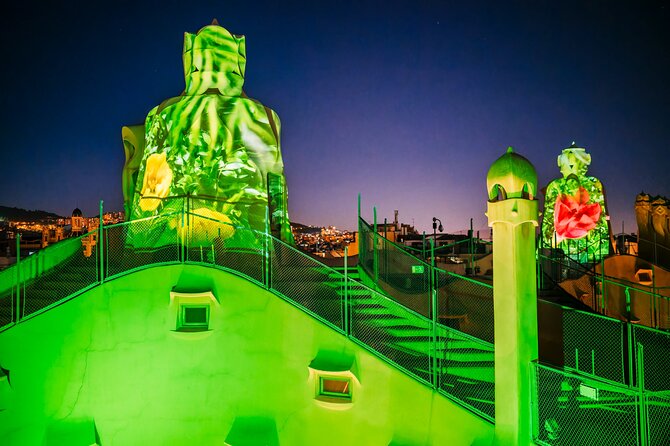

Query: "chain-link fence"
left=270, top=237, right=345, bottom=330
left=646, top=393, right=670, bottom=446
left=539, top=248, right=670, bottom=333
left=438, top=271, right=494, bottom=344
left=19, top=233, right=99, bottom=319
left=632, top=325, right=670, bottom=392
left=350, top=286, right=432, bottom=385
left=532, top=362, right=641, bottom=446
left=185, top=209, right=266, bottom=285
left=2, top=203, right=668, bottom=435
left=105, top=215, right=181, bottom=279
left=0, top=265, right=16, bottom=329
left=437, top=323, right=495, bottom=421
left=358, top=218, right=432, bottom=318
left=597, top=277, right=670, bottom=331
left=560, top=306, right=627, bottom=385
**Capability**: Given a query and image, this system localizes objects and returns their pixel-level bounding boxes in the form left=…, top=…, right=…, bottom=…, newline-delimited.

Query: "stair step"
left=352, top=313, right=407, bottom=323
left=443, top=350, right=495, bottom=362
left=417, top=366, right=496, bottom=384
left=352, top=304, right=393, bottom=315
left=440, top=366, right=495, bottom=383
left=389, top=339, right=494, bottom=356
left=337, top=289, right=374, bottom=296
left=384, top=325, right=432, bottom=337
left=327, top=272, right=360, bottom=279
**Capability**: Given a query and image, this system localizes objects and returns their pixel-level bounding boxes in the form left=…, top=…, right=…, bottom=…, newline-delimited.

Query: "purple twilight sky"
left=1, top=1, right=668, bottom=234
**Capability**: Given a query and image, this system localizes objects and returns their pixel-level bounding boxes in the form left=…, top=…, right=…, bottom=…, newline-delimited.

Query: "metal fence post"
left=651, top=264, right=657, bottom=329
left=344, top=246, right=349, bottom=337
left=186, top=194, right=191, bottom=262
left=627, top=322, right=634, bottom=388
left=264, top=206, right=270, bottom=290
left=373, top=206, right=378, bottom=284
left=430, top=238, right=439, bottom=389
left=15, top=233, right=21, bottom=324
left=99, top=200, right=105, bottom=284
left=636, top=342, right=648, bottom=446
left=180, top=199, right=185, bottom=263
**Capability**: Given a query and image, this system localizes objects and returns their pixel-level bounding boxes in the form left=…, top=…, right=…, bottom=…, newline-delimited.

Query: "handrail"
left=2, top=207, right=667, bottom=434
left=0, top=208, right=500, bottom=423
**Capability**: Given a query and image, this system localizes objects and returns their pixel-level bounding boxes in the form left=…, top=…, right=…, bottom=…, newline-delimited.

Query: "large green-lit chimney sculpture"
left=486, top=147, right=539, bottom=445
left=122, top=21, right=292, bottom=245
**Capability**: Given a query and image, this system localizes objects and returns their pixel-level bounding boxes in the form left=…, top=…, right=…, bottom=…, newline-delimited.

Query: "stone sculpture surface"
left=541, top=144, right=611, bottom=263
left=122, top=21, right=292, bottom=245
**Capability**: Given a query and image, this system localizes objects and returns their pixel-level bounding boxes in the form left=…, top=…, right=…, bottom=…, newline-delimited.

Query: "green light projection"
left=541, top=144, right=611, bottom=263
left=123, top=22, right=292, bottom=246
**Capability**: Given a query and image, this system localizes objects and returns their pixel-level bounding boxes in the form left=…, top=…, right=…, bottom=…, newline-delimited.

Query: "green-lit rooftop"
left=1, top=18, right=669, bottom=446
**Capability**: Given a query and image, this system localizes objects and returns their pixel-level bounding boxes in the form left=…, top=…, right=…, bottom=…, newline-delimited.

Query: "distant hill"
left=0, top=206, right=62, bottom=222
left=290, top=222, right=322, bottom=234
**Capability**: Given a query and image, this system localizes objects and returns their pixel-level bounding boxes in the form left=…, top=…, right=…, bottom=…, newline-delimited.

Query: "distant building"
left=71, top=208, right=85, bottom=236
left=41, top=226, right=65, bottom=248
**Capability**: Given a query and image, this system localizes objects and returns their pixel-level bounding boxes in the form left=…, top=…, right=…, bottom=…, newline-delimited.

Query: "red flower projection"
left=554, top=187, right=601, bottom=243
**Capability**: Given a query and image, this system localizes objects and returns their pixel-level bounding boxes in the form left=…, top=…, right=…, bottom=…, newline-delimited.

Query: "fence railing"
left=538, top=252, right=670, bottom=331
left=3, top=204, right=668, bottom=433
left=359, top=213, right=670, bottom=440
left=0, top=206, right=498, bottom=423
left=358, top=217, right=495, bottom=344
left=532, top=330, right=670, bottom=446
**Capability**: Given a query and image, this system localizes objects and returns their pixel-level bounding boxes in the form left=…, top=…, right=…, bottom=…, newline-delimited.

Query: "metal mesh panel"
left=187, top=211, right=265, bottom=285
left=632, top=325, right=670, bottom=392
left=647, top=393, right=670, bottom=446
left=0, top=266, right=16, bottom=328
left=656, top=294, right=670, bottom=330
left=555, top=305, right=626, bottom=385
left=21, top=234, right=99, bottom=318
left=188, top=195, right=268, bottom=234
left=359, top=218, right=431, bottom=318
left=106, top=216, right=180, bottom=279
left=439, top=271, right=494, bottom=344
left=350, top=287, right=432, bottom=384
left=532, top=363, right=640, bottom=446
left=599, top=279, right=670, bottom=331
left=357, top=218, right=373, bottom=273
left=270, top=237, right=344, bottom=330
left=437, top=324, right=495, bottom=421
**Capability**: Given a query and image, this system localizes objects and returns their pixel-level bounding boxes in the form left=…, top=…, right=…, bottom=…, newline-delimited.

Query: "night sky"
left=1, top=1, right=668, bottom=234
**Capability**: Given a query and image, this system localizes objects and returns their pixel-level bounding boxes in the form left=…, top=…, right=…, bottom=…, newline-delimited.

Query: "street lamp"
left=432, top=217, right=443, bottom=255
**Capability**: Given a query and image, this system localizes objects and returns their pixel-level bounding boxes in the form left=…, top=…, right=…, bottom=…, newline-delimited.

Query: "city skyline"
left=1, top=1, right=668, bottom=233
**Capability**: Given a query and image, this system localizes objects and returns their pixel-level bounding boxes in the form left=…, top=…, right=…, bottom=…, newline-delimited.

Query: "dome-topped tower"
left=486, top=146, right=538, bottom=202
left=486, top=146, right=539, bottom=445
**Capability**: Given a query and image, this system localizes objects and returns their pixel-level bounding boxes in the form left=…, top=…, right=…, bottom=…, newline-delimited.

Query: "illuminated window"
left=318, top=376, right=352, bottom=400
left=177, top=304, right=209, bottom=331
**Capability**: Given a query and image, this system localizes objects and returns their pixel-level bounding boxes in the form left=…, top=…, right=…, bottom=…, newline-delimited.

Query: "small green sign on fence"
left=579, top=383, right=599, bottom=401
left=411, top=265, right=425, bottom=274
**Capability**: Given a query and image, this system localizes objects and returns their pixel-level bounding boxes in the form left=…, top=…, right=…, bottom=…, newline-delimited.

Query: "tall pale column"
left=486, top=147, right=539, bottom=445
